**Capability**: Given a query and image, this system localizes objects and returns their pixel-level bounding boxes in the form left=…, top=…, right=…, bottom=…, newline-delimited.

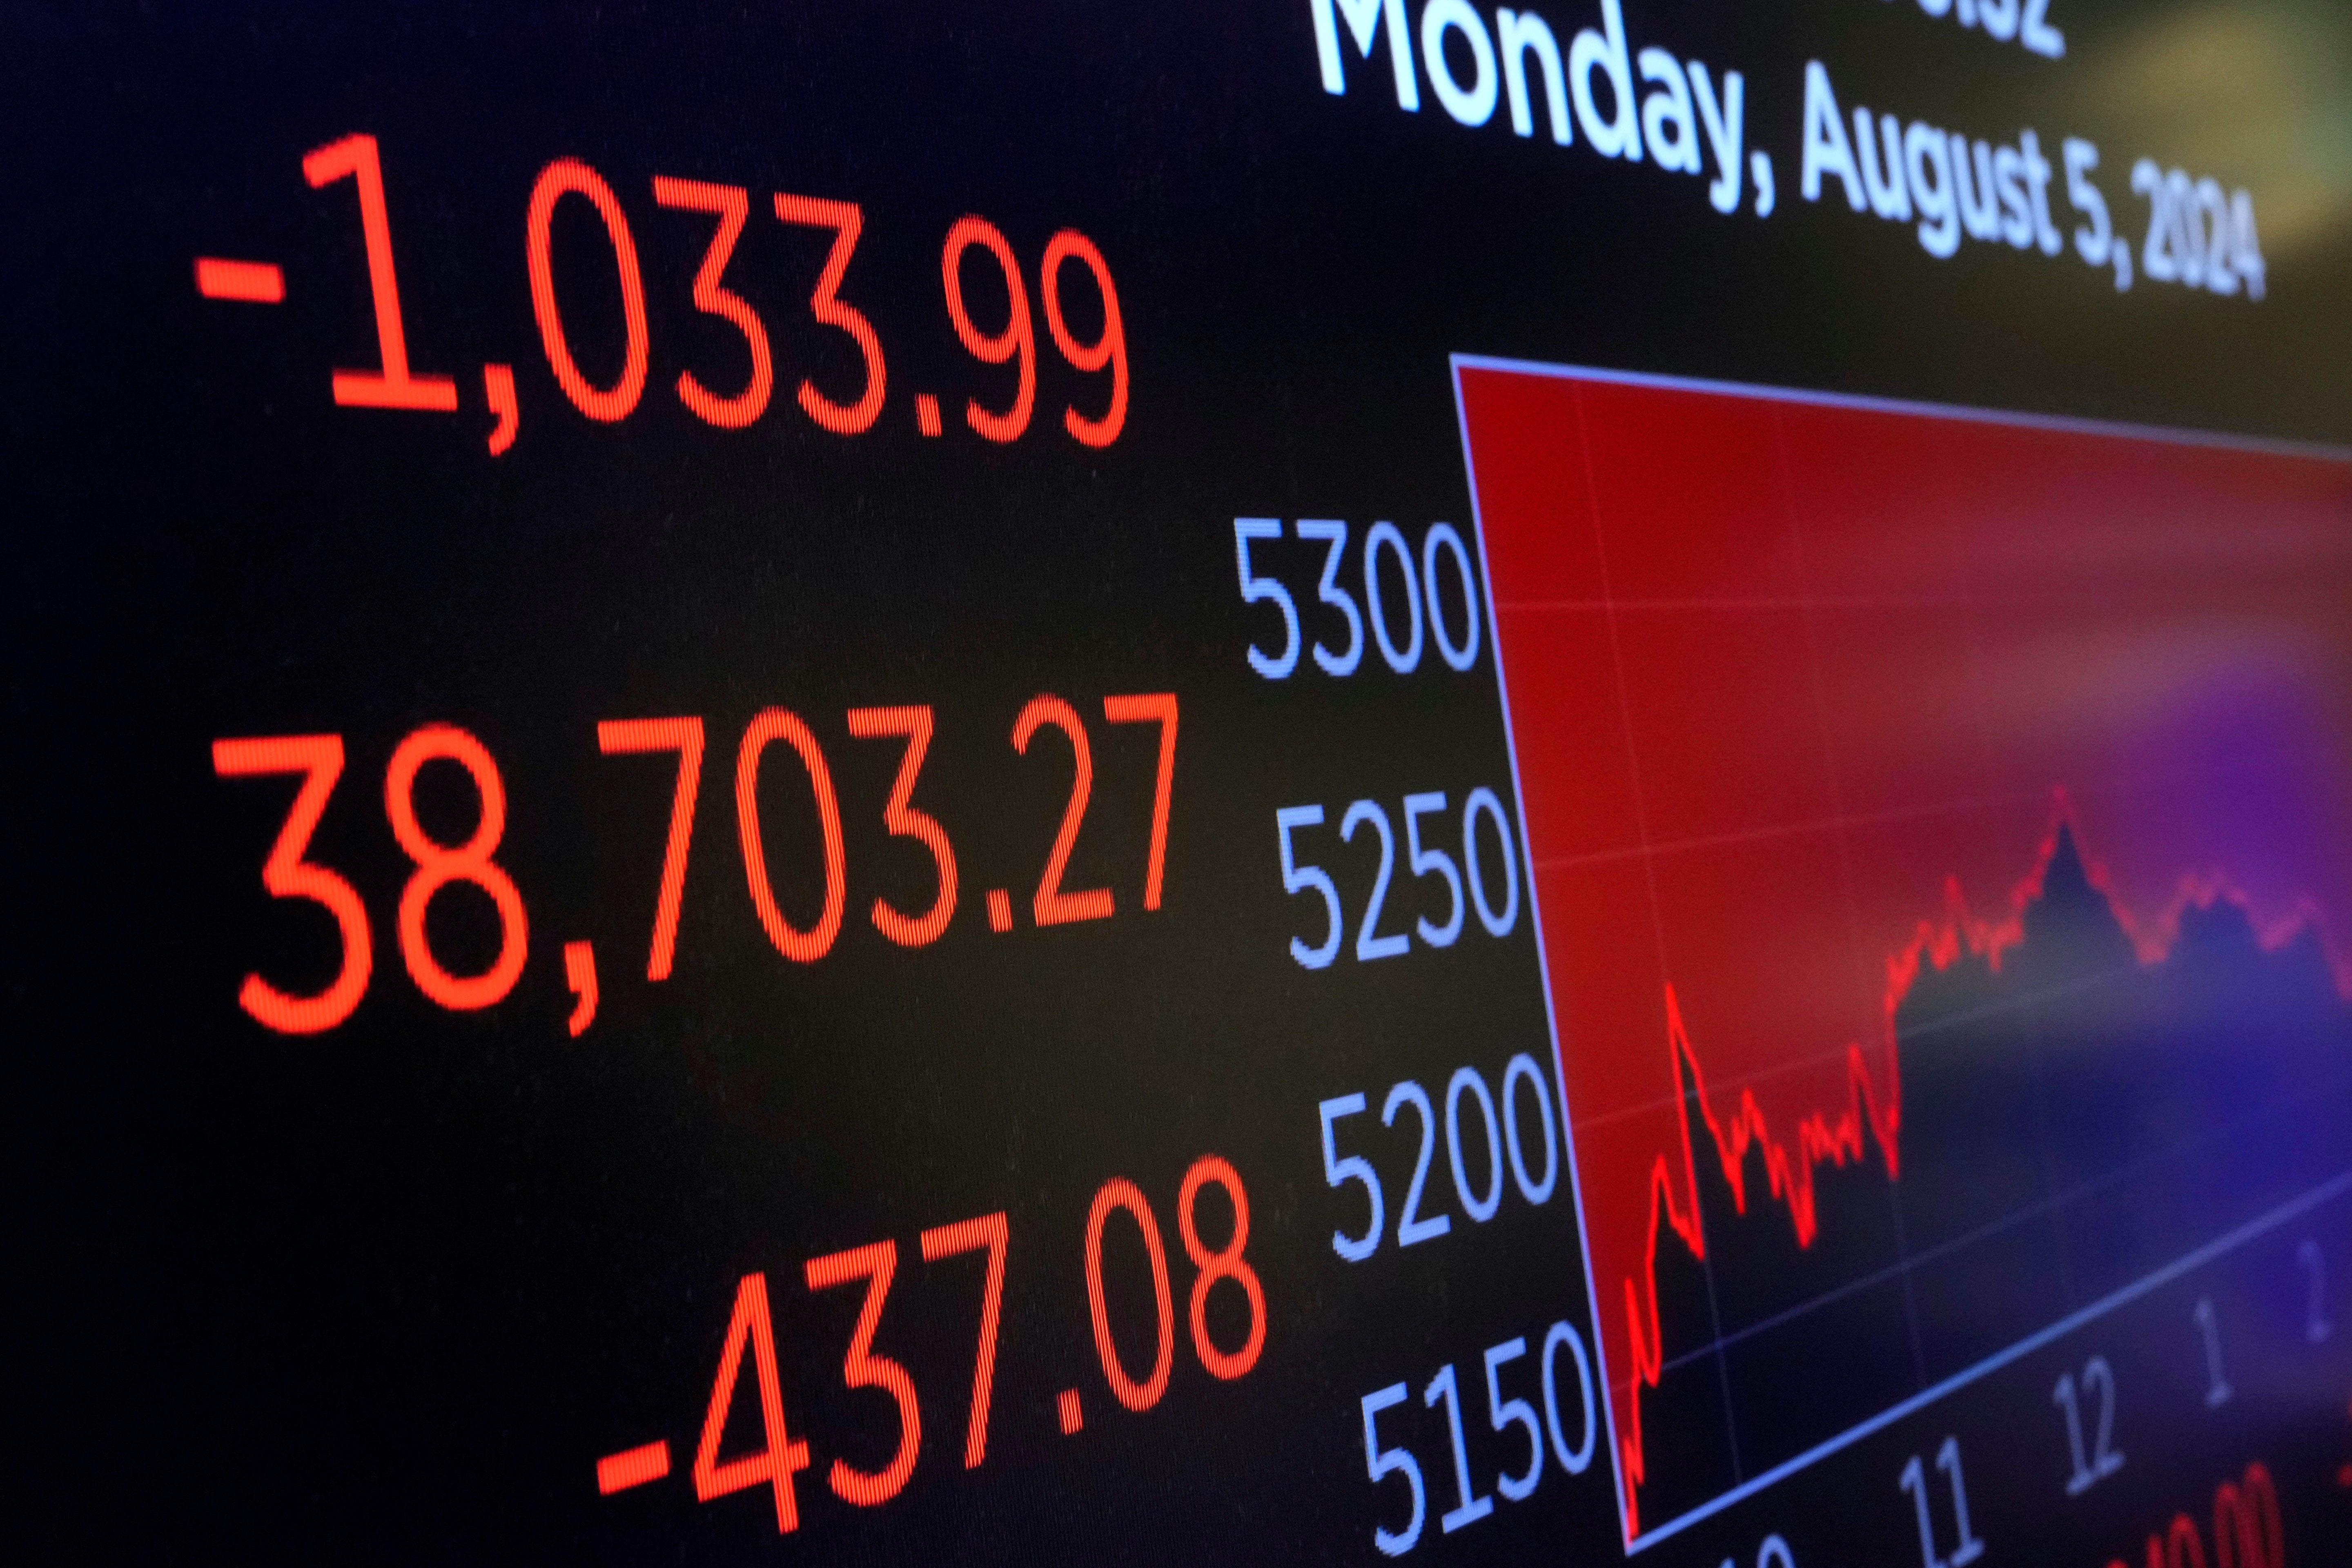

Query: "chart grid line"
left=1627, top=1169, right=2352, bottom=1552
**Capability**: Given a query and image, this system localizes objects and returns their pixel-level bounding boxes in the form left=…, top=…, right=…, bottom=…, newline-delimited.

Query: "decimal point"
left=915, top=394, right=943, bottom=437
left=987, top=889, right=1013, bottom=932
left=1058, top=1389, right=1083, bottom=1435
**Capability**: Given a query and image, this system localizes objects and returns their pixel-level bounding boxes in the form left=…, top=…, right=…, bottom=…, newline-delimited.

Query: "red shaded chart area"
left=1454, top=360, right=2352, bottom=1542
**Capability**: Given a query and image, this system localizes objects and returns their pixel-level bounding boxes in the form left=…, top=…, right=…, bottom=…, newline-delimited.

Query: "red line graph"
left=1457, top=361, right=2352, bottom=1542
left=1610, top=804, right=2341, bottom=1534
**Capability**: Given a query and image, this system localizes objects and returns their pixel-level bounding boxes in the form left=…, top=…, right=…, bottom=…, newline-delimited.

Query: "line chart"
left=1615, top=811, right=2345, bottom=1535
left=1453, top=356, right=2352, bottom=1545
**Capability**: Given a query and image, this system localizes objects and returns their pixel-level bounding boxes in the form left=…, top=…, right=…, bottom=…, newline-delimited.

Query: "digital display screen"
left=12, top=2, right=2352, bottom=1563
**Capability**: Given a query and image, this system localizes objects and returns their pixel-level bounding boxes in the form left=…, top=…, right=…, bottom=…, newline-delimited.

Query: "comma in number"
left=563, top=940, right=597, bottom=1037
left=483, top=363, right=519, bottom=455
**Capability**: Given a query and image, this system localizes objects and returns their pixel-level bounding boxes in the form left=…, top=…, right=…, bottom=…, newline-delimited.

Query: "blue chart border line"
left=1443, top=351, right=2352, bottom=1553
left=1447, top=352, right=2352, bottom=466
left=1629, top=1168, right=2352, bottom=1552
left=1448, top=359, right=1636, bottom=1539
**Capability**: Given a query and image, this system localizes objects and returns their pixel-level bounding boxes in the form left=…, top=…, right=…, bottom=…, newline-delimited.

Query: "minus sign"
left=195, top=257, right=285, bottom=303
left=596, top=1439, right=671, bottom=1495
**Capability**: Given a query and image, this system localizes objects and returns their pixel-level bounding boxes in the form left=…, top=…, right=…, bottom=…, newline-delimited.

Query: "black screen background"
left=4, top=1, right=2349, bottom=1561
